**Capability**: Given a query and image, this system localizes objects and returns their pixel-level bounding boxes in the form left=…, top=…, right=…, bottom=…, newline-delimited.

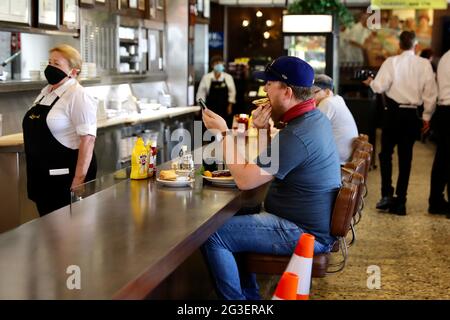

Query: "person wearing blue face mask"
left=197, top=55, right=236, bottom=127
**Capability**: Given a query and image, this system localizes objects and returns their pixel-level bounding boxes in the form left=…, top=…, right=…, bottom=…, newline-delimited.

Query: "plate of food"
left=157, top=170, right=193, bottom=187
left=202, top=170, right=236, bottom=187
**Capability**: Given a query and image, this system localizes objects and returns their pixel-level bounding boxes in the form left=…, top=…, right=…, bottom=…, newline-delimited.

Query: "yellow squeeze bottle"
left=130, top=137, right=148, bottom=180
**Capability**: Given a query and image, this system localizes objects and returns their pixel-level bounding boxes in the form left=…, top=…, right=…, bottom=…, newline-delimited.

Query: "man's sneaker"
left=376, top=196, right=394, bottom=210
left=428, top=199, right=449, bottom=215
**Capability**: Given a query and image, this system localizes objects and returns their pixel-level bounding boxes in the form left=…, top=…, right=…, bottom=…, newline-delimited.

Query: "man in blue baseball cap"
left=201, top=56, right=341, bottom=300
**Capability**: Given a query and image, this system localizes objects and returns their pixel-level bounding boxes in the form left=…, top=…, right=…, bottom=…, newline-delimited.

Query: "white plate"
left=202, top=175, right=236, bottom=187
left=156, top=178, right=193, bottom=187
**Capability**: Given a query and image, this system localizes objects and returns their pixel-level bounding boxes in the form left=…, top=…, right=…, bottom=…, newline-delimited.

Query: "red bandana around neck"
left=281, top=99, right=316, bottom=124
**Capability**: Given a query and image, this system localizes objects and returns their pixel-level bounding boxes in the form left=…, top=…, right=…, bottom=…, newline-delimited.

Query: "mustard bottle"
left=130, top=137, right=148, bottom=180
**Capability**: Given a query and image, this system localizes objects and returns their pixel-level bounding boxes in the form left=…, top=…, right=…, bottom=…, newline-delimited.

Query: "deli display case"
left=282, top=14, right=339, bottom=87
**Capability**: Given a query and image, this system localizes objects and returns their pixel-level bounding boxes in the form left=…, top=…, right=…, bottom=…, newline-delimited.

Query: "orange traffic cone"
left=285, top=233, right=315, bottom=300
left=272, top=272, right=298, bottom=300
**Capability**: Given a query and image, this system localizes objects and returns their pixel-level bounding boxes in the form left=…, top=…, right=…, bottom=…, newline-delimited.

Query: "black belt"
left=385, top=95, right=418, bottom=108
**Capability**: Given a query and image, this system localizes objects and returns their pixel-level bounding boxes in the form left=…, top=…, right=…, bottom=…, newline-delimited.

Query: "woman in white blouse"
left=22, top=44, right=97, bottom=216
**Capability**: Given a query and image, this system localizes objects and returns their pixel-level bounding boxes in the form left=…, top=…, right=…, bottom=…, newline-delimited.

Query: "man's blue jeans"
left=201, top=212, right=333, bottom=300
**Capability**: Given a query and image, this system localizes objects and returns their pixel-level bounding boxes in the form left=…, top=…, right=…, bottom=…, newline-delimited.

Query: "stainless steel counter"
left=0, top=158, right=268, bottom=299
left=0, top=106, right=200, bottom=152
left=0, top=107, right=200, bottom=234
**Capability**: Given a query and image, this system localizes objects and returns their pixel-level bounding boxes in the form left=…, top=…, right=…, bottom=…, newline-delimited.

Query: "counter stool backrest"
left=341, top=167, right=364, bottom=217
left=331, top=182, right=359, bottom=237
left=351, top=150, right=370, bottom=182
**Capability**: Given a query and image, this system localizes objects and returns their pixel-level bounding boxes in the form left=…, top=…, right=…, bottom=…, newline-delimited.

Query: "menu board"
left=39, top=0, right=58, bottom=27
left=0, top=0, right=30, bottom=25
left=371, top=0, right=447, bottom=9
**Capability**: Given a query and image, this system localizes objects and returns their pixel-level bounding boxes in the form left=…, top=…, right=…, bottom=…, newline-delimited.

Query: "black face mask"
left=44, top=65, right=69, bottom=85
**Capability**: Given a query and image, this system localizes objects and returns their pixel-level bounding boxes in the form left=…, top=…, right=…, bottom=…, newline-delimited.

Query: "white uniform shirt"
left=196, top=71, right=236, bottom=104
left=437, top=50, right=450, bottom=106
left=317, top=95, right=359, bottom=164
left=33, top=78, right=97, bottom=150
left=370, top=50, right=438, bottom=121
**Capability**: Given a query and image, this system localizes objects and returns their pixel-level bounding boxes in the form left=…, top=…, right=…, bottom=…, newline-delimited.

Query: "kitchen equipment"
left=158, top=92, right=172, bottom=108
left=0, top=51, right=21, bottom=81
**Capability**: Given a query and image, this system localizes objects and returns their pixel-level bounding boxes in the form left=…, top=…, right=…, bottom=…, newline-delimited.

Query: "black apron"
left=206, top=79, right=232, bottom=127
left=22, top=94, right=97, bottom=216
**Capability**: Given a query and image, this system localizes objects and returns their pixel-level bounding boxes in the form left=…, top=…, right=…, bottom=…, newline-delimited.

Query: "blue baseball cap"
left=253, top=56, right=315, bottom=88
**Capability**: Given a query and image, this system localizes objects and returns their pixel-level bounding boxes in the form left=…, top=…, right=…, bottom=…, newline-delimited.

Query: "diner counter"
left=0, top=106, right=201, bottom=152
left=0, top=161, right=268, bottom=299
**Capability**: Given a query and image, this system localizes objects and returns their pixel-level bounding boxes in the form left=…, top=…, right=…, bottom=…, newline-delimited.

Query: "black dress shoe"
left=376, top=196, right=394, bottom=210
left=428, top=199, right=449, bottom=215
left=388, top=200, right=406, bottom=215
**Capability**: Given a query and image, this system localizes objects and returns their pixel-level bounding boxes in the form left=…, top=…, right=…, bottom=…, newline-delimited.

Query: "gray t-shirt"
left=258, top=109, right=341, bottom=245
left=317, top=95, right=359, bottom=164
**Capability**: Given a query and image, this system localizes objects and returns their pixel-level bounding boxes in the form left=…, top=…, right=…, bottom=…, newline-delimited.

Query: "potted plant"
left=287, top=0, right=354, bottom=28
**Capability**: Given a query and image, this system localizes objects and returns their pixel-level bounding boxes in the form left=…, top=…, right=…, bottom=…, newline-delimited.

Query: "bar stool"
left=238, top=182, right=359, bottom=279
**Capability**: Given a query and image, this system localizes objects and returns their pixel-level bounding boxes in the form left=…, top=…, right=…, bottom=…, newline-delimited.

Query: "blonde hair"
left=49, top=44, right=82, bottom=75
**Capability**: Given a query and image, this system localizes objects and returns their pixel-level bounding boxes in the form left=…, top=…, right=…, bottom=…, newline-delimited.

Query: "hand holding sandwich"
left=251, top=98, right=272, bottom=129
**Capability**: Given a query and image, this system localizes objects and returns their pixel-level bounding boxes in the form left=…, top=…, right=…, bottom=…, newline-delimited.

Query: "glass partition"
left=70, top=166, right=131, bottom=207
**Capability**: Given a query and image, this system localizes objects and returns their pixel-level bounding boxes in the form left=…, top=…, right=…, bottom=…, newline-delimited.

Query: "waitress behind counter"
left=22, top=44, right=97, bottom=217
left=196, top=56, right=236, bottom=127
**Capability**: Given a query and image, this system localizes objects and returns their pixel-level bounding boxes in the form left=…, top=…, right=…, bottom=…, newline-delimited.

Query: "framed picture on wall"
left=39, top=0, right=59, bottom=27
left=129, top=0, right=138, bottom=9
left=138, top=0, right=145, bottom=11
left=149, top=0, right=156, bottom=18
left=203, top=0, right=210, bottom=18
left=119, top=0, right=128, bottom=10
left=62, top=0, right=79, bottom=29
left=0, top=0, right=31, bottom=25
left=79, top=0, right=95, bottom=7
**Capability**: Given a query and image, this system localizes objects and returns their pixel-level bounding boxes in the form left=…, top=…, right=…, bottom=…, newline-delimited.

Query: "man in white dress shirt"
left=428, top=49, right=450, bottom=217
left=363, top=31, right=438, bottom=215
left=313, top=74, right=359, bottom=164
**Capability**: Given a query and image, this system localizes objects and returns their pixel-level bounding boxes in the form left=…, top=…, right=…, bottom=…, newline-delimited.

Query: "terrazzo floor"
left=260, top=130, right=450, bottom=300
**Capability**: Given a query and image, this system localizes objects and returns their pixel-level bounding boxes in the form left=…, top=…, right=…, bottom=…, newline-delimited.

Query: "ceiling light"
left=263, top=31, right=270, bottom=39
left=256, top=11, right=263, bottom=18
left=266, top=19, right=273, bottom=27
left=242, top=19, right=249, bottom=27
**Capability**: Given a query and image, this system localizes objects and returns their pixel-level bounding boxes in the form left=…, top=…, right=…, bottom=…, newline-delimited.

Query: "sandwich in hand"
left=252, top=98, right=269, bottom=107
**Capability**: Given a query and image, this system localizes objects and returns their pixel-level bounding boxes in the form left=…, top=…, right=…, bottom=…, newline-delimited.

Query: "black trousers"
left=429, top=106, right=450, bottom=204
left=379, top=101, right=422, bottom=203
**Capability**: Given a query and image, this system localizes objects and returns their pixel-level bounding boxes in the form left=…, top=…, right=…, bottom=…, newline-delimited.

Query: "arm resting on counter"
left=222, top=132, right=274, bottom=191
left=72, top=134, right=96, bottom=190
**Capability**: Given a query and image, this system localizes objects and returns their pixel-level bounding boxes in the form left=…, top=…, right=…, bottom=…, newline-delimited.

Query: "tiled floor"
left=260, top=131, right=450, bottom=300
